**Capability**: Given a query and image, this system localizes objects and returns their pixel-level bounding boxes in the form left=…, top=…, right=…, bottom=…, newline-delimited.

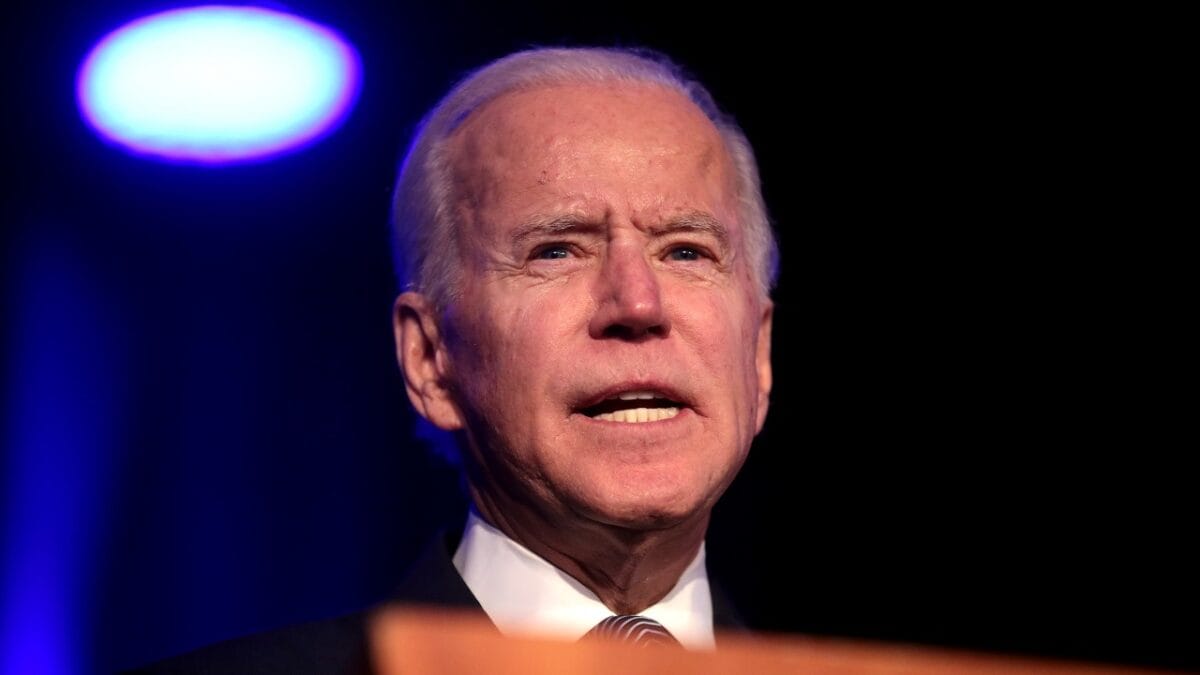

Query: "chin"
left=561, top=456, right=727, bottom=531
left=577, top=487, right=708, bottom=532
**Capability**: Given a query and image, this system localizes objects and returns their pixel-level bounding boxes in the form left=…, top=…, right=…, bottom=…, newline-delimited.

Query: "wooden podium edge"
left=369, top=605, right=1186, bottom=675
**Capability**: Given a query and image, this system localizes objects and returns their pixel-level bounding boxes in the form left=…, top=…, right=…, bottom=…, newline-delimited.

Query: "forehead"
left=444, top=81, right=738, bottom=226
left=452, top=81, right=722, bottom=153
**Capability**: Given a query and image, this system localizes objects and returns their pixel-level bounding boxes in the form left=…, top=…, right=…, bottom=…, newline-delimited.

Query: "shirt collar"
left=452, top=511, right=715, bottom=649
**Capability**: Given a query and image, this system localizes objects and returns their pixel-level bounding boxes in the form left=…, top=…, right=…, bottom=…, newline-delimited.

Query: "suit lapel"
left=388, top=529, right=486, bottom=613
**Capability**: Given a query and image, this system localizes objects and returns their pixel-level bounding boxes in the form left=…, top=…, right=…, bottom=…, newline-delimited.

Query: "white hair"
left=391, top=46, right=779, bottom=310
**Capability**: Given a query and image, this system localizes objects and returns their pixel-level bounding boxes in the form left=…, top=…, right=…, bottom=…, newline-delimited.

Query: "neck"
left=470, top=487, right=710, bottom=614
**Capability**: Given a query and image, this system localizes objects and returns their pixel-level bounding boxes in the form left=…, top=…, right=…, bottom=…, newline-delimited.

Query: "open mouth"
left=579, top=391, right=683, bottom=423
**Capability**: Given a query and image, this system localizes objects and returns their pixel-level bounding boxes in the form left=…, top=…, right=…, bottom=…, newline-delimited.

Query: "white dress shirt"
left=452, top=511, right=716, bottom=649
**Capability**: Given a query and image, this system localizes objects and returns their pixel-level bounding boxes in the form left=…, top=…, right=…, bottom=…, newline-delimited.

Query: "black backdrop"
left=2, top=2, right=1193, bottom=673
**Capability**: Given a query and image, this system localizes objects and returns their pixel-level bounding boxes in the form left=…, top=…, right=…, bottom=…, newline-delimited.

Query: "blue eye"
left=535, top=245, right=570, bottom=260
left=668, top=247, right=701, bottom=261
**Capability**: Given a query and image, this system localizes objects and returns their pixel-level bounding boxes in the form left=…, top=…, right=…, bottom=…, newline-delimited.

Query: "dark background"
left=2, top=2, right=1192, bottom=673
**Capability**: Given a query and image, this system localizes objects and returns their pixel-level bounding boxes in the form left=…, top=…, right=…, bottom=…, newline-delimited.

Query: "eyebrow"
left=647, top=211, right=731, bottom=252
left=510, top=214, right=604, bottom=249
left=511, top=211, right=731, bottom=249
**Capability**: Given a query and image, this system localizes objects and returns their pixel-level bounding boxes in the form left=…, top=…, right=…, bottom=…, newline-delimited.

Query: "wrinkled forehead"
left=443, top=81, right=740, bottom=223
left=453, top=81, right=723, bottom=148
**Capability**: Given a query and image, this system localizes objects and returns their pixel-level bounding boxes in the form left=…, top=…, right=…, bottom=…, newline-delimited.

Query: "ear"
left=393, top=292, right=465, bottom=431
left=754, top=300, right=774, bottom=434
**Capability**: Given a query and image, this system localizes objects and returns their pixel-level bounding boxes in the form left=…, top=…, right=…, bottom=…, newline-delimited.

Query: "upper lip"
left=573, top=381, right=692, bottom=413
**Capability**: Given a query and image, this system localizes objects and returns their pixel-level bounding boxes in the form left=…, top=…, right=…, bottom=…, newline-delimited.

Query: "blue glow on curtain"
left=2, top=232, right=128, bottom=675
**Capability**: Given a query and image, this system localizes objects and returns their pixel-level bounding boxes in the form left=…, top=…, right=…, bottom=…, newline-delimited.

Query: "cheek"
left=679, top=289, right=752, bottom=354
left=500, top=291, right=570, bottom=355
left=450, top=292, right=571, bottom=406
left=680, top=289, right=762, bottom=400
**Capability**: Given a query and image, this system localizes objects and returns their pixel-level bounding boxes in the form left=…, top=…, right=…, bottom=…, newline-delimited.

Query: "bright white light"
left=77, top=5, right=361, bottom=164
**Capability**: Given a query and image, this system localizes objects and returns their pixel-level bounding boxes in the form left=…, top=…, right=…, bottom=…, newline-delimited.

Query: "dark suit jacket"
left=128, top=531, right=745, bottom=674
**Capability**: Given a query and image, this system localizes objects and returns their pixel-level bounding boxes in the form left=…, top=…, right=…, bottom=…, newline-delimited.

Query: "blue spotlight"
left=77, top=5, right=361, bottom=164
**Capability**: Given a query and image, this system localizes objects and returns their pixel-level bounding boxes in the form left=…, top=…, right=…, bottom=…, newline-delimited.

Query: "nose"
left=588, top=241, right=670, bottom=340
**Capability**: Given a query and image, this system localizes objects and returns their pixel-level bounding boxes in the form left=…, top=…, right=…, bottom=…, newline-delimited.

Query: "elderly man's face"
left=432, top=82, right=771, bottom=531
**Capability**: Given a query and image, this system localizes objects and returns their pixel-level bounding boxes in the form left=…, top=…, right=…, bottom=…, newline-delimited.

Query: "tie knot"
left=583, top=615, right=680, bottom=647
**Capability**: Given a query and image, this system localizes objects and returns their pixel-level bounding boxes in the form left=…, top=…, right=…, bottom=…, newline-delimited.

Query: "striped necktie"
left=583, top=615, right=681, bottom=647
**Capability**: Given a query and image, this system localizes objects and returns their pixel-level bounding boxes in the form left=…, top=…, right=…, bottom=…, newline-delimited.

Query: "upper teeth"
left=595, top=391, right=679, bottom=423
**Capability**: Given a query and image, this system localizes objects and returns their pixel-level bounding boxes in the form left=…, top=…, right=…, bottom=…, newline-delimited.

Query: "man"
left=135, top=45, right=776, bottom=673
